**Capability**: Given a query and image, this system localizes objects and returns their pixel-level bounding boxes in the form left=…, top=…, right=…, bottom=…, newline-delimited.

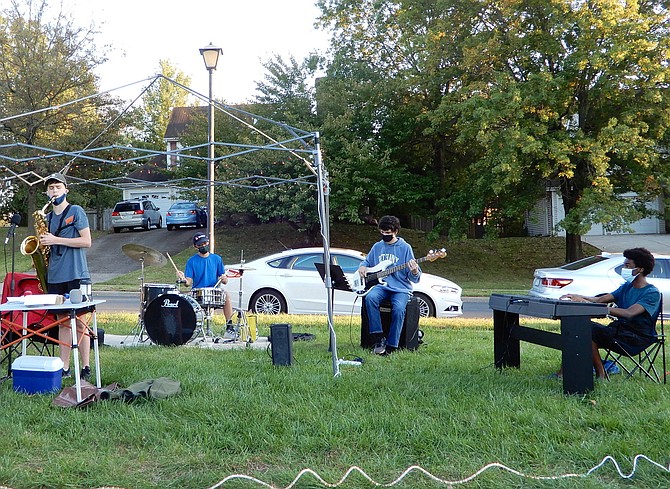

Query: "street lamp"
left=199, top=42, right=222, bottom=252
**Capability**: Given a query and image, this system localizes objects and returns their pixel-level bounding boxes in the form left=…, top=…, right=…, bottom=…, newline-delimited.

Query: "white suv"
left=111, top=199, right=163, bottom=233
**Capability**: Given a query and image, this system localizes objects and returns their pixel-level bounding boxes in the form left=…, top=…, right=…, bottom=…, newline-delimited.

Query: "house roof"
left=122, top=164, right=169, bottom=183
left=164, top=106, right=206, bottom=140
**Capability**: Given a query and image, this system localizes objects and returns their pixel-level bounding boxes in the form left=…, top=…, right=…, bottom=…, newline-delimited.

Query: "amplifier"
left=270, top=323, right=293, bottom=366
left=360, top=296, right=420, bottom=350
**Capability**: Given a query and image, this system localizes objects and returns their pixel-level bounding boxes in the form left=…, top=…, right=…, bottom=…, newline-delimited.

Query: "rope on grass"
left=1, top=455, right=666, bottom=489
left=204, top=454, right=670, bottom=489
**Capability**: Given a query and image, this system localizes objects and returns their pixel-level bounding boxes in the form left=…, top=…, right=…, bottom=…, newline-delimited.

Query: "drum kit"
left=121, top=243, right=255, bottom=347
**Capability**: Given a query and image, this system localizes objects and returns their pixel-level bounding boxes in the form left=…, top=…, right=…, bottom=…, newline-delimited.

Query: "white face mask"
left=620, top=268, right=637, bottom=283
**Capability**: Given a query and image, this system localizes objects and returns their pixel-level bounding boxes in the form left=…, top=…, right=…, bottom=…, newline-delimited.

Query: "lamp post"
left=199, top=42, right=223, bottom=252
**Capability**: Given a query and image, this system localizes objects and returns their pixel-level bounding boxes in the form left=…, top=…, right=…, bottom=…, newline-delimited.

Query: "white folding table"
left=0, top=299, right=106, bottom=402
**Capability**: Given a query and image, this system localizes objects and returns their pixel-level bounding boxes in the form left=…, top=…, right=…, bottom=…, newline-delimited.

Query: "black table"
left=489, top=294, right=607, bottom=394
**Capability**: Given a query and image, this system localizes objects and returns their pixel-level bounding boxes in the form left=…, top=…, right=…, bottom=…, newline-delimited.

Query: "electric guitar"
left=347, top=248, right=447, bottom=296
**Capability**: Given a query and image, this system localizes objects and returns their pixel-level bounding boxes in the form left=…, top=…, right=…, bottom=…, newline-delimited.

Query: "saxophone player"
left=40, top=173, right=92, bottom=380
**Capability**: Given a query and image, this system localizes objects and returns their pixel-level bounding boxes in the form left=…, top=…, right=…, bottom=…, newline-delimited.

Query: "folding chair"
left=1, top=273, right=59, bottom=374
left=602, top=300, right=666, bottom=384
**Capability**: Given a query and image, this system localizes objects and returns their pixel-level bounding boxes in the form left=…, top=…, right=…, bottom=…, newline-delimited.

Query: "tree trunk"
left=565, top=231, right=583, bottom=263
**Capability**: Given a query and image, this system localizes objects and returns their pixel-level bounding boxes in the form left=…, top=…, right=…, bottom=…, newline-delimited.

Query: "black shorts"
left=592, top=320, right=653, bottom=353
left=47, top=280, right=81, bottom=296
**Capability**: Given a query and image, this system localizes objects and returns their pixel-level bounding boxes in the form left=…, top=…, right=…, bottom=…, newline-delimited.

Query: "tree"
left=0, top=0, right=123, bottom=227
left=449, top=0, right=670, bottom=260
left=141, top=60, right=191, bottom=149
left=318, top=0, right=670, bottom=260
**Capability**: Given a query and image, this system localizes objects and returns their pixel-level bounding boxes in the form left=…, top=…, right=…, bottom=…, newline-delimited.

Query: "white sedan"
left=225, top=247, right=463, bottom=318
left=528, top=252, right=670, bottom=314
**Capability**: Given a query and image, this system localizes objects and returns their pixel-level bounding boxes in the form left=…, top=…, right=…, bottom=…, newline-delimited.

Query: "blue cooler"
left=12, top=356, right=64, bottom=394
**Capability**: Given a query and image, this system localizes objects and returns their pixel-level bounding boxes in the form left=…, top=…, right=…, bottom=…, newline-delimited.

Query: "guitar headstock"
left=426, top=248, right=447, bottom=261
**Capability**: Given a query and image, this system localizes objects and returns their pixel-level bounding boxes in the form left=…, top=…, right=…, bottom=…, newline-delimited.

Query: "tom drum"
left=192, top=287, right=226, bottom=307
left=142, top=283, right=178, bottom=306
left=144, top=294, right=204, bottom=346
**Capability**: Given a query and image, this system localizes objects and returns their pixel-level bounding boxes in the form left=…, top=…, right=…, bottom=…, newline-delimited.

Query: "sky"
left=68, top=0, right=331, bottom=104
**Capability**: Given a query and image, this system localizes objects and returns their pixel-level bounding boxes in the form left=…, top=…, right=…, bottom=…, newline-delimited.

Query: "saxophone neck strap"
left=47, top=204, right=72, bottom=237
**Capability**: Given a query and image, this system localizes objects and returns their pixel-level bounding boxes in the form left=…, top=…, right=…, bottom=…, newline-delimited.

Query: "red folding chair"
left=1, top=273, right=59, bottom=374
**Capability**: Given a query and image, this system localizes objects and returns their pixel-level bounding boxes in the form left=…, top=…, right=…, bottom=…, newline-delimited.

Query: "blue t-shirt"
left=184, top=253, right=225, bottom=289
left=610, top=281, right=661, bottom=336
left=361, top=237, right=421, bottom=293
left=46, top=204, right=90, bottom=284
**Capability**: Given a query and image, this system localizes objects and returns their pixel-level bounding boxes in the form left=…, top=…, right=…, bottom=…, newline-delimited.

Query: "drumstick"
left=166, top=252, right=179, bottom=273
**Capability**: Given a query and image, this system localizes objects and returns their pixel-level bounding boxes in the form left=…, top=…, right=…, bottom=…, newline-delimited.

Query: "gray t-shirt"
left=46, top=204, right=90, bottom=284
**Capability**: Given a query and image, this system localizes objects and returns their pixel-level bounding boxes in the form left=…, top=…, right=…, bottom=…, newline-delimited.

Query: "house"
left=526, top=186, right=665, bottom=237
left=118, top=163, right=179, bottom=221
left=164, top=106, right=206, bottom=168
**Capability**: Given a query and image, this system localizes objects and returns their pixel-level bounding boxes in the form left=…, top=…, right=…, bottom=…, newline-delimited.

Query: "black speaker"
left=270, top=323, right=293, bottom=366
left=360, top=296, right=420, bottom=350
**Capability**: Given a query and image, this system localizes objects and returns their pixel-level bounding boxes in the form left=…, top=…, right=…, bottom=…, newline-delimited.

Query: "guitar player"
left=358, top=215, right=421, bottom=355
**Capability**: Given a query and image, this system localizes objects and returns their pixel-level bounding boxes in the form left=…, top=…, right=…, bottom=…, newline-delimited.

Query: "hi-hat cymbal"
left=122, top=243, right=167, bottom=267
left=229, top=266, right=256, bottom=271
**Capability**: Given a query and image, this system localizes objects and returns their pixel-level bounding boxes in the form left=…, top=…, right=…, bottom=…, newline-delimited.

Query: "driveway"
left=87, top=228, right=194, bottom=283
left=583, top=234, right=670, bottom=255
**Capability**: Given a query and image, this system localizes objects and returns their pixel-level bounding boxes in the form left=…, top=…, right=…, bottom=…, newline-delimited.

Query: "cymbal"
left=229, top=266, right=256, bottom=271
left=122, top=243, right=167, bottom=267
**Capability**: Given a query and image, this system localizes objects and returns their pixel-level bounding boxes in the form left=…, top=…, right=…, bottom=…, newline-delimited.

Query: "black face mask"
left=381, top=234, right=394, bottom=243
left=198, top=245, right=209, bottom=254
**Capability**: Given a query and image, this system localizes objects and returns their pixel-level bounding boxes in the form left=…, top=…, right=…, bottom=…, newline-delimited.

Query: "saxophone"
left=20, top=197, right=54, bottom=292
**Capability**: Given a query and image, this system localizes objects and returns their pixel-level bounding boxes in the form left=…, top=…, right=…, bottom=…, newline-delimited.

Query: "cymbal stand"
left=231, top=251, right=253, bottom=343
left=121, top=256, right=151, bottom=345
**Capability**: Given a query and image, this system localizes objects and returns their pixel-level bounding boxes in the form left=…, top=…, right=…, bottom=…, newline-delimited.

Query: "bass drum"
left=144, top=294, right=203, bottom=346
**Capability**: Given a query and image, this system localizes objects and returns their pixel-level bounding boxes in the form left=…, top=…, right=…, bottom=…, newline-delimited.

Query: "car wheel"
left=413, top=292, right=435, bottom=318
left=156, top=217, right=162, bottom=229
left=167, top=225, right=174, bottom=231
left=144, top=219, right=151, bottom=231
left=250, top=289, right=287, bottom=314
left=113, top=227, right=121, bottom=233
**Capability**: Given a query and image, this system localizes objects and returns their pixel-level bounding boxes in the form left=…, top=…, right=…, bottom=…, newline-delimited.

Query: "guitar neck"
left=373, top=255, right=430, bottom=280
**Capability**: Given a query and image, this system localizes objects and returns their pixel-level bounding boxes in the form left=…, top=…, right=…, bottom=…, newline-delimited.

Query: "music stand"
left=315, top=263, right=352, bottom=292
left=315, top=263, right=362, bottom=369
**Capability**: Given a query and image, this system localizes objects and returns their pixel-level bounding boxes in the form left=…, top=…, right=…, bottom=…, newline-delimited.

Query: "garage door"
left=125, top=190, right=173, bottom=221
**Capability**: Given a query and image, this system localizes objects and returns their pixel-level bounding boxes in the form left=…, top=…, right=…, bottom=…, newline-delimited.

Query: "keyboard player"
left=555, top=247, right=661, bottom=379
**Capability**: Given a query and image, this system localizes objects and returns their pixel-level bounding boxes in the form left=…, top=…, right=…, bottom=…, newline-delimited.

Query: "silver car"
left=111, top=199, right=163, bottom=233
left=528, top=252, right=670, bottom=314
left=225, top=247, right=463, bottom=318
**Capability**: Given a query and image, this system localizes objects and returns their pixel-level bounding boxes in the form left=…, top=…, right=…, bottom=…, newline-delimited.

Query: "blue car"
left=166, top=202, right=207, bottom=230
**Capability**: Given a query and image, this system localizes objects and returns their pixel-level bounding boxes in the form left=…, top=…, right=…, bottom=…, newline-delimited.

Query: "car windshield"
left=115, top=203, right=139, bottom=212
left=561, top=255, right=610, bottom=271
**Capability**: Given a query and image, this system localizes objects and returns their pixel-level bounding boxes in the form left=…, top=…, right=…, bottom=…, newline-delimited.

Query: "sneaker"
left=81, top=366, right=91, bottom=381
left=373, top=337, right=387, bottom=355
left=381, top=344, right=397, bottom=356
left=61, top=368, right=71, bottom=378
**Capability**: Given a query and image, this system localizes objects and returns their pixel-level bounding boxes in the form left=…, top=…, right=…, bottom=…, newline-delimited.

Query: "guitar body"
left=346, top=249, right=447, bottom=297
left=348, top=260, right=393, bottom=296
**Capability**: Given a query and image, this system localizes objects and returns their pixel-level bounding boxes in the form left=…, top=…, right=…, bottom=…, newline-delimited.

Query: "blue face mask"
left=53, top=194, right=66, bottom=206
left=620, top=268, right=637, bottom=283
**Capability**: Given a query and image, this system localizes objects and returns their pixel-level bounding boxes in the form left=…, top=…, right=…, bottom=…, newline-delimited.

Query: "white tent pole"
left=313, top=133, right=340, bottom=377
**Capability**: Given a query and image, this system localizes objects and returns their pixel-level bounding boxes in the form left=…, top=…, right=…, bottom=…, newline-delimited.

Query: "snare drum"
left=144, top=294, right=204, bottom=346
left=143, top=283, right=178, bottom=306
left=192, top=287, right=226, bottom=307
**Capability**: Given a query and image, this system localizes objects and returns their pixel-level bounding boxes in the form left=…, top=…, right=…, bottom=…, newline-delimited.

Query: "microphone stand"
left=10, top=228, right=16, bottom=297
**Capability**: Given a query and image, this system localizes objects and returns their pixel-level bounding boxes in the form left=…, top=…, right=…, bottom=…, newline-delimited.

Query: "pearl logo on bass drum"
left=161, top=298, right=179, bottom=308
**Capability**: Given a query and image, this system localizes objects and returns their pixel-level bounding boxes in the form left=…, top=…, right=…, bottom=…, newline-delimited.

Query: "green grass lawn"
left=0, top=315, right=668, bottom=489
left=3, top=224, right=665, bottom=489
left=2, top=222, right=600, bottom=295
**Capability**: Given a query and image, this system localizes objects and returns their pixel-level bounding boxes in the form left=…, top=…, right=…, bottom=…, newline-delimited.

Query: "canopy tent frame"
left=0, top=75, right=354, bottom=376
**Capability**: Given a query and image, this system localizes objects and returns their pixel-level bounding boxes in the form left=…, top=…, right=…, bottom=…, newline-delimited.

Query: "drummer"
left=176, top=233, right=234, bottom=324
